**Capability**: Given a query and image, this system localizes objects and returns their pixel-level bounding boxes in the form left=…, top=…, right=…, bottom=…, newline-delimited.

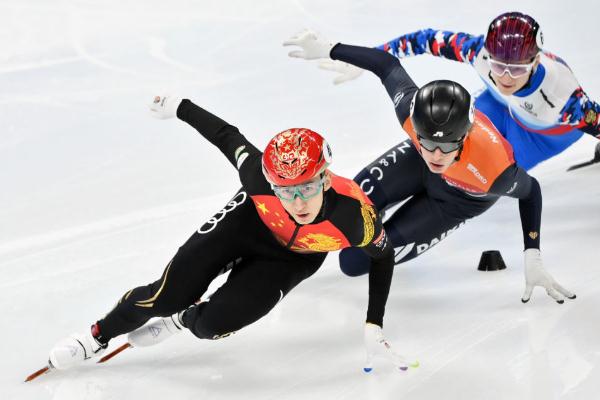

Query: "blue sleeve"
left=376, top=29, right=485, bottom=65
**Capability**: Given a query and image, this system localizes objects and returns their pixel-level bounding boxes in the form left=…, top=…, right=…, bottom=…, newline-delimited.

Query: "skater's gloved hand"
left=363, top=323, right=417, bottom=373
left=317, top=59, right=363, bottom=85
left=283, top=29, right=336, bottom=60
left=149, top=95, right=182, bottom=119
left=522, top=249, right=576, bottom=304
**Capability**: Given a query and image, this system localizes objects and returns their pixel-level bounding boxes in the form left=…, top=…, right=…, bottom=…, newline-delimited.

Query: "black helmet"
left=410, top=80, right=474, bottom=153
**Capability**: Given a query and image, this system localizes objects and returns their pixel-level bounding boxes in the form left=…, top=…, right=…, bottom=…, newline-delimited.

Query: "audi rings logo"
left=198, top=191, right=247, bottom=234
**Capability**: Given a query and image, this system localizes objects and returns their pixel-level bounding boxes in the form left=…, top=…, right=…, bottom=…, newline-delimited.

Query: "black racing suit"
left=97, top=100, right=394, bottom=342
left=329, top=44, right=542, bottom=276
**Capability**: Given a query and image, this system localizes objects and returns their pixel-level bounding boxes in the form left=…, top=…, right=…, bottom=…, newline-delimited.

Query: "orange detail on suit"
left=403, top=110, right=515, bottom=194
left=250, top=174, right=370, bottom=252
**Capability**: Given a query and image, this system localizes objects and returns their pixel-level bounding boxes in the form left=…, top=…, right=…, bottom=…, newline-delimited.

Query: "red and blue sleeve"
left=559, top=87, right=600, bottom=139
left=376, top=29, right=485, bottom=65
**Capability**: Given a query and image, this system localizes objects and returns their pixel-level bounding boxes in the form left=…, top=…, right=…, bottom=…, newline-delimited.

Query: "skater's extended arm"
left=335, top=195, right=394, bottom=327
left=377, top=29, right=484, bottom=65
left=330, top=43, right=419, bottom=127
left=176, top=99, right=262, bottom=168
left=489, top=165, right=541, bottom=250
left=360, top=226, right=394, bottom=328
left=489, top=165, right=576, bottom=303
left=149, top=95, right=267, bottom=191
left=284, top=31, right=419, bottom=126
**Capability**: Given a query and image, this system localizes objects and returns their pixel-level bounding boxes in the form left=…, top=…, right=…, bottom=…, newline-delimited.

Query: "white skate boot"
left=49, top=325, right=108, bottom=370
left=127, top=313, right=184, bottom=347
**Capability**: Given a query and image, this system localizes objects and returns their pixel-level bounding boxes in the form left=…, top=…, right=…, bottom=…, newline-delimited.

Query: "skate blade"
left=97, top=343, right=132, bottom=363
left=24, top=365, right=51, bottom=382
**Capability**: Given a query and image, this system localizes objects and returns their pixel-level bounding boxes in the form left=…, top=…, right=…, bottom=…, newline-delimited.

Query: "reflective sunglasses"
left=272, top=178, right=325, bottom=201
left=417, top=136, right=464, bottom=154
left=488, top=58, right=535, bottom=79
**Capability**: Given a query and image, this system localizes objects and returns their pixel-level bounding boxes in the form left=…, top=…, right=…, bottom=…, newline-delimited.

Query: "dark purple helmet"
left=485, top=12, right=543, bottom=63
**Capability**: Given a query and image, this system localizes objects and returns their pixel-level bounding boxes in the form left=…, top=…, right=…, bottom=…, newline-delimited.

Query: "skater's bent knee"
left=339, top=248, right=370, bottom=277
left=181, top=303, right=238, bottom=340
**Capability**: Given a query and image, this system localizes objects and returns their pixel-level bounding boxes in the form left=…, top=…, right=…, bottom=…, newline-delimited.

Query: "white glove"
left=363, top=323, right=418, bottom=373
left=283, top=29, right=336, bottom=60
left=318, top=59, right=363, bottom=85
left=522, top=249, right=576, bottom=304
left=149, top=95, right=182, bottom=119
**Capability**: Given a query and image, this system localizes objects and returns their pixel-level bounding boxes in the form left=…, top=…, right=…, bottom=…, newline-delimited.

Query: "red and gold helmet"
left=262, top=128, right=332, bottom=186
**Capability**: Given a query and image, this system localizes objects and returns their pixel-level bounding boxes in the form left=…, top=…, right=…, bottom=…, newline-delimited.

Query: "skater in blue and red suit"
left=317, top=11, right=600, bottom=171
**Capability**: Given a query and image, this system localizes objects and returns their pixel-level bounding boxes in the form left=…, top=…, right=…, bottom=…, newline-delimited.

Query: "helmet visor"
left=417, top=136, right=463, bottom=154
left=488, top=58, right=535, bottom=79
left=272, top=178, right=324, bottom=202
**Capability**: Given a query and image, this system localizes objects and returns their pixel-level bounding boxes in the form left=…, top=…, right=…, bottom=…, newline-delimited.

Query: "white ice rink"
left=2, top=1, right=600, bottom=399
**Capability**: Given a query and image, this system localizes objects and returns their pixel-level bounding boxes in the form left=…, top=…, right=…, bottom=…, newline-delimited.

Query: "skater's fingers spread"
left=553, top=282, right=576, bottom=299
left=521, top=284, right=534, bottom=303
left=288, top=50, right=306, bottom=59
left=545, top=287, right=564, bottom=304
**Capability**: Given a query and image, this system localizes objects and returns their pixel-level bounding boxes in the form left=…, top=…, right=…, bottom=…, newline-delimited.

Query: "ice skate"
left=48, top=324, right=108, bottom=370
left=127, top=313, right=184, bottom=348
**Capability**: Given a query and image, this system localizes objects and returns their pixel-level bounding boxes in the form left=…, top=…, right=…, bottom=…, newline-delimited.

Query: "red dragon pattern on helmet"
left=262, top=128, right=332, bottom=186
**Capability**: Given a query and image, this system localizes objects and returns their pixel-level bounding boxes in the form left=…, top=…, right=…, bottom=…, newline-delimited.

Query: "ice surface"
left=2, top=1, right=599, bottom=399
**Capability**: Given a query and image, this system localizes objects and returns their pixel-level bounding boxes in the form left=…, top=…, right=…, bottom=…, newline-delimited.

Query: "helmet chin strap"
left=453, top=132, right=469, bottom=162
left=316, top=190, right=328, bottom=221
left=454, top=144, right=464, bottom=162
left=314, top=171, right=329, bottom=221
left=488, top=71, right=497, bottom=87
